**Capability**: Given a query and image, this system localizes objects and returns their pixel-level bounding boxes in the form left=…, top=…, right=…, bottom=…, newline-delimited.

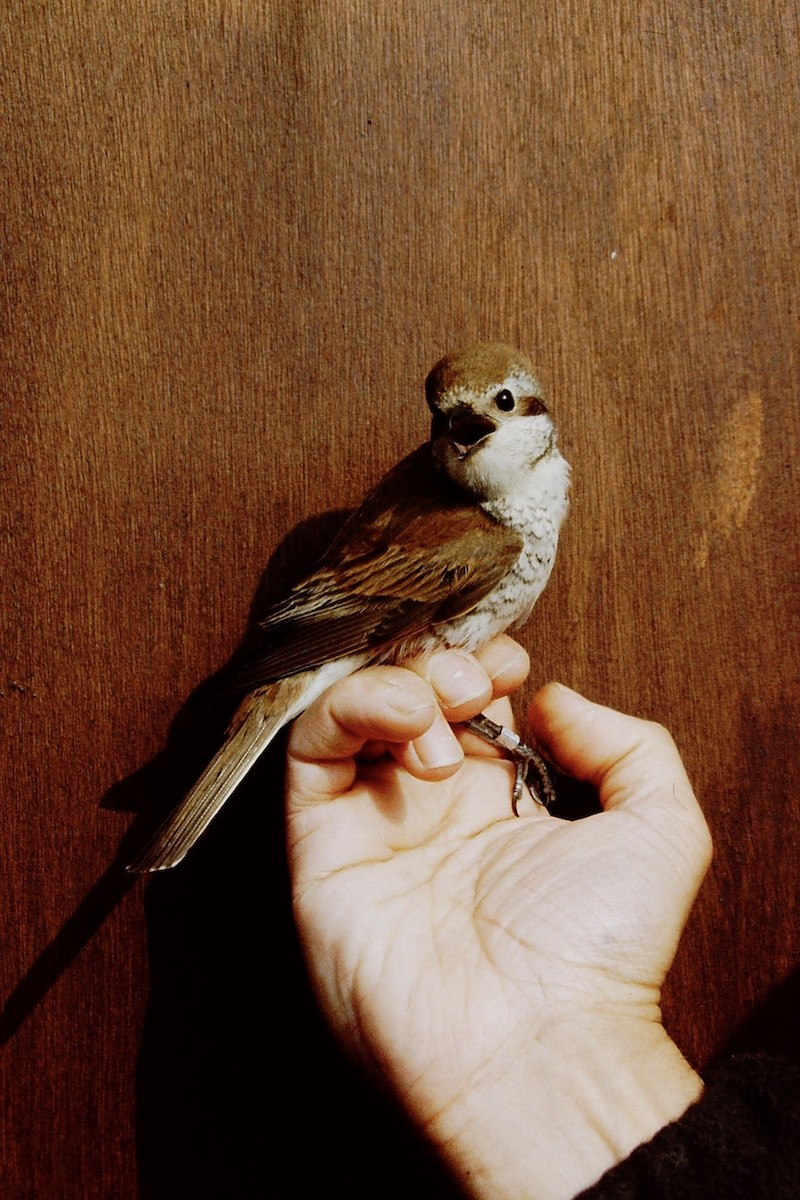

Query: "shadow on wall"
left=0, top=510, right=462, bottom=1196
left=719, top=968, right=800, bottom=1068
left=133, top=738, right=465, bottom=1198
left=0, top=512, right=350, bottom=1048
left=126, top=510, right=464, bottom=1195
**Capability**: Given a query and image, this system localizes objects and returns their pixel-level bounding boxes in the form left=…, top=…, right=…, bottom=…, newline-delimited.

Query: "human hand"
left=285, top=637, right=712, bottom=1199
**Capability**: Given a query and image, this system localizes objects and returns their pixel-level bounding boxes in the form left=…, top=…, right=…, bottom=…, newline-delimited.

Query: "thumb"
left=529, top=682, right=712, bottom=867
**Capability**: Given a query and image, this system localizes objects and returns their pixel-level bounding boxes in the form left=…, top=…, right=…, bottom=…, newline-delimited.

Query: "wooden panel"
left=1, top=2, right=798, bottom=1194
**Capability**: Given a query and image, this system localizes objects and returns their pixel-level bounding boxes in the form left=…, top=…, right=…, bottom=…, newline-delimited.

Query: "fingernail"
left=427, top=651, right=490, bottom=708
left=379, top=679, right=436, bottom=716
left=412, top=714, right=464, bottom=769
left=485, top=644, right=529, bottom=686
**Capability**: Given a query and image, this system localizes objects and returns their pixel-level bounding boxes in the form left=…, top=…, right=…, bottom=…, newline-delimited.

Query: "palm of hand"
left=288, top=747, right=690, bottom=1122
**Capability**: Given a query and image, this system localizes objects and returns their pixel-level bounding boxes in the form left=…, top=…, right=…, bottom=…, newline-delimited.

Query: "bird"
left=128, top=342, right=571, bottom=872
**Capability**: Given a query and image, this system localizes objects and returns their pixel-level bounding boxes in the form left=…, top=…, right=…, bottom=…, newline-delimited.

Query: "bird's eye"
left=494, top=388, right=515, bottom=412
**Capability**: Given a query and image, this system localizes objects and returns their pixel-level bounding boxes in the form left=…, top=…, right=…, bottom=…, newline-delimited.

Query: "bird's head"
left=425, top=343, right=558, bottom=500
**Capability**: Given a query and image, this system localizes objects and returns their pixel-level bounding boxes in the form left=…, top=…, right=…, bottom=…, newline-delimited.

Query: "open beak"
left=435, top=410, right=496, bottom=459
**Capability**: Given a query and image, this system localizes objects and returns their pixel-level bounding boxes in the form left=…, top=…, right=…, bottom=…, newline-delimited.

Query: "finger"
left=286, top=665, right=460, bottom=803
left=406, top=636, right=529, bottom=724
left=400, top=642, right=522, bottom=769
left=472, top=634, right=530, bottom=697
left=406, top=640, right=528, bottom=776
left=529, top=682, right=712, bottom=862
left=408, top=648, right=493, bottom=721
left=388, top=709, right=466, bottom=779
left=529, top=682, right=696, bottom=806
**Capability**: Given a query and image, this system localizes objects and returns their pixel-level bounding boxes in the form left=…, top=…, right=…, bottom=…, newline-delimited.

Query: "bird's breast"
left=431, top=454, right=570, bottom=652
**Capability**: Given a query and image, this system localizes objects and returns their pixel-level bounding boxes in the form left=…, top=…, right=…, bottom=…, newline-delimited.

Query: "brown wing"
left=225, top=445, right=523, bottom=688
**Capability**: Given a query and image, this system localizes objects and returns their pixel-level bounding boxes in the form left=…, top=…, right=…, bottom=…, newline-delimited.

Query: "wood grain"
left=2, top=2, right=798, bottom=1194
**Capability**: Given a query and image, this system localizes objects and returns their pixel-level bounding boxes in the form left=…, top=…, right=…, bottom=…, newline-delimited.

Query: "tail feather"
left=127, top=675, right=310, bottom=872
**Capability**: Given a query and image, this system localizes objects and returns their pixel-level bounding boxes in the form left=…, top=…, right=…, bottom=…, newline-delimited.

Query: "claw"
left=461, top=714, right=556, bottom=815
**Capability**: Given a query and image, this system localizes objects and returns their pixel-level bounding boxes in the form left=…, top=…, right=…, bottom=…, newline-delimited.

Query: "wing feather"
left=224, top=445, right=522, bottom=691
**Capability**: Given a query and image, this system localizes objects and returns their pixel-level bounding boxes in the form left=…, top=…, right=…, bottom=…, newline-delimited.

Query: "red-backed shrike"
left=129, top=343, right=570, bottom=871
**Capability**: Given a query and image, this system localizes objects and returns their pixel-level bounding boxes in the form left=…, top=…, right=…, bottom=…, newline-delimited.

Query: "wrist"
left=420, top=1012, right=703, bottom=1200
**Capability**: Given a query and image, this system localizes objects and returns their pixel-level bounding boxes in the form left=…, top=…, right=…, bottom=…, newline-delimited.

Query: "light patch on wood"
left=695, top=391, right=764, bottom=569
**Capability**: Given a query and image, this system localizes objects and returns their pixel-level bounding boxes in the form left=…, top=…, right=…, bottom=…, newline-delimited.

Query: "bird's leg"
left=461, top=714, right=557, bottom=816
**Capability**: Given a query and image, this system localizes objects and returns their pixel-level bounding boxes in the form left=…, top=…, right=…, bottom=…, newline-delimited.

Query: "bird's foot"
left=461, top=714, right=557, bottom=815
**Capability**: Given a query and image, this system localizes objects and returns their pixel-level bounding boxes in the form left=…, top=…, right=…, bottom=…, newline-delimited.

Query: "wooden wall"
left=2, top=3, right=798, bottom=1195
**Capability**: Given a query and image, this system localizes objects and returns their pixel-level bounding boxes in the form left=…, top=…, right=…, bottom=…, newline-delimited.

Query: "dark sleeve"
left=575, top=1055, right=800, bottom=1200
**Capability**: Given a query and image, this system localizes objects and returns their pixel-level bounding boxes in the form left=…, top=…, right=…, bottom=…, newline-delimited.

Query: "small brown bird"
left=128, top=343, right=570, bottom=871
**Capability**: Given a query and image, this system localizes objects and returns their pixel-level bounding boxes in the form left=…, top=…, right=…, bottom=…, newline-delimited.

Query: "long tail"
left=127, top=673, right=315, bottom=873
